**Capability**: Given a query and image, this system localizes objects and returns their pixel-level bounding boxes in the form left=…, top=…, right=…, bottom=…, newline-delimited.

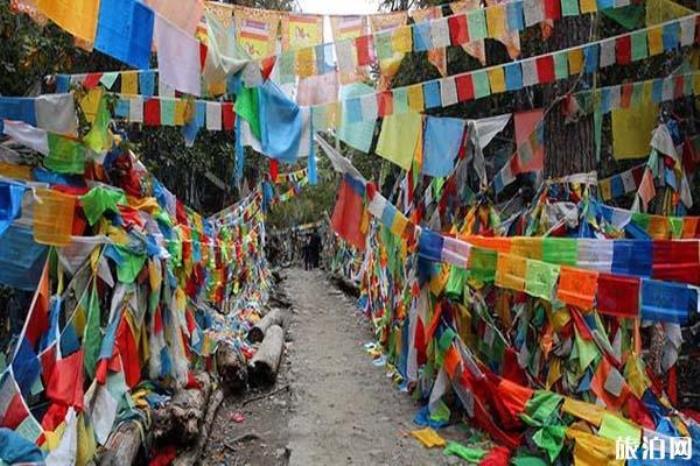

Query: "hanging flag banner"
left=450, top=0, right=487, bottom=65
left=233, top=5, right=281, bottom=60
left=370, top=11, right=409, bottom=89
left=281, top=13, right=323, bottom=51
left=411, top=6, right=448, bottom=77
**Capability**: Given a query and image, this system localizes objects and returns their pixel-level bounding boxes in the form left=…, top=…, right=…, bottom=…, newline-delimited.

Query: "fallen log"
left=98, top=420, right=143, bottom=466
left=249, top=325, right=285, bottom=386
left=153, top=372, right=212, bottom=446
left=215, top=343, right=248, bottom=394
left=248, top=308, right=284, bottom=343
left=172, top=387, right=224, bottom=466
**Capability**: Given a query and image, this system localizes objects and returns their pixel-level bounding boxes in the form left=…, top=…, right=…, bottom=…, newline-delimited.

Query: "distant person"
left=309, top=229, right=322, bottom=269
left=302, top=234, right=311, bottom=270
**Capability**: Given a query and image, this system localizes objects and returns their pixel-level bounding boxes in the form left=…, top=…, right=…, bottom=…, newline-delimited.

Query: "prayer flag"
left=94, top=0, right=154, bottom=69
left=557, top=266, right=598, bottom=310
left=597, top=273, right=640, bottom=318
left=331, top=175, right=366, bottom=250
left=422, top=117, right=465, bottom=177
left=376, top=112, right=421, bottom=170
left=37, top=0, right=99, bottom=42
left=154, top=15, right=201, bottom=96
left=640, top=279, right=691, bottom=324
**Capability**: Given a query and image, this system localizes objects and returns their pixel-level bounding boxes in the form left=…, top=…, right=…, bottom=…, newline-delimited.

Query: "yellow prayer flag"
left=407, top=84, right=424, bottom=112
left=121, top=71, right=139, bottom=96
left=568, top=49, right=584, bottom=75
left=511, top=237, right=543, bottom=260
left=611, top=104, right=659, bottom=160
left=647, top=26, right=663, bottom=56
left=34, top=189, right=76, bottom=247
left=579, top=0, right=597, bottom=14
left=0, top=162, right=32, bottom=181
left=486, top=5, right=507, bottom=39
left=488, top=67, right=506, bottom=94
left=376, top=112, right=421, bottom=170
left=392, top=26, right=413, bottom=53
left=566, top=429, right=624, bottom=466
left=38, top=0, right=100, bottom=42
left=174, top=100, right=187, bottom=126
left=295, top=47, right=316, bottom=79
left=391, top=213, right=409, bottom=236
left=562, top=398, right=607, bottom=426
left=410, top=428, right=446, bottom=448
left=80, top=88, right=103, bottom=124
left=495, top=253, right=527, bottom=291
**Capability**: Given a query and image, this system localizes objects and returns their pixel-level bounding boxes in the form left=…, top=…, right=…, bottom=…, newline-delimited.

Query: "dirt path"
left=203, top=268, right=454, bottom=465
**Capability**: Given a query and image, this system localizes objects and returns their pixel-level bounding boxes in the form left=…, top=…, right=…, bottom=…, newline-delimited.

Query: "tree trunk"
left=249, top=325, right=285, bottom=386
left=543, top=16, right=596, bottom=178
left=248, top=308, right=285, bottom=343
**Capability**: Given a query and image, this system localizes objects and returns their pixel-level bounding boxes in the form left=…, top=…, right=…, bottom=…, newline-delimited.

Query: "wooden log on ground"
left=98, top=420, right=143, bottom=466
left=153, top=372, right=212, bottom=446
left=215, top=343, right=248, bottom=395
left=248, top=308, right=284, bottom=343
left=172, top=387, right=224, bottom=466
left=249, top=325, right=285, bottom=386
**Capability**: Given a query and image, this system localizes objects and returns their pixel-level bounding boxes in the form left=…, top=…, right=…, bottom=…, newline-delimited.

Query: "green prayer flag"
left=83, top=283, right=102, bottom=380
left=472, top=70, right=491, bottom=99
left=532, top=425, right=567, bottom=462
left=598, top=413, right=642, bottom=448
left=279, top=52, right=296, bottom=84
left=525, top=260, right=560, bottom=301
left=115, top=246, right=147, bottom=284
left=160, top=99, right=175, bottom=126
left=524, top=390, right=564, bottom=425
left=631, top=82, right=645, bottom=107
left=631, top=212, right=650, bottom=231
left=80, top=186, right=127, bottom=226
left=374, top=31, right=394, bottom=60
left=436, top=328, right=456, bottom=367
left=84, top=96, right=111, bottom=152
left=561, top=0, right=580, bottom=16
left=467, top=10, right=487, bottom=41
left=553, top=52, right=569, bottom=80
left=669, top=217, right=683, bottom=238
left=574, top=332, right=599, bottom=371
left=468, top=247, right=497, bottom=283
left=542, top=238, right=578, bottom=265
left=631, top=30, right=648, bottom=61
left=430, top=400, right=451, bottom=423
left=601, top=5, right=644, bottom=30
left=442, top=441, right=487, bottom=463
left=46, top=134, right=86, bottom=175
left=445, top=266, right=467, bottom=299
left=393, top=87, right=409, bottom=114
left=234, top=86, right=261, bottom=140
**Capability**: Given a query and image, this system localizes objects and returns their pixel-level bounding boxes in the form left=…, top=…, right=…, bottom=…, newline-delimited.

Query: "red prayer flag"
left=356, top=35, right=375, bottom=66
left=83, top=73, right=103, bottom=89
left=377, top=91, right=393, bottom=117
left=535, top=56, right=555, bottom=84
left=544, top=0, right=561, bottom=20
left=46, top=350, right=85, bottom=410
left=456, top=74, right=474, bottom=102
left=448, top=14, right=469, bottom=45
left=651, top=240, right=700, bottom=285
left=674, top=76, right=685, bottom=100
left=269, top=159, right=279, bottom=182
left=597, top=273, right=640, bottom=318
left=261, top=56, right=276, bottom=80
left=143, top=98, right=161, bottom=126
left=116, top=317, right=141, bottom=388
left=221, top=102, right=235, bottom=131
left=331, top=175, right=367, bottom=251
left=620, top=82, right=633, bottom=108
left=616, top=35, right=632, bottom=65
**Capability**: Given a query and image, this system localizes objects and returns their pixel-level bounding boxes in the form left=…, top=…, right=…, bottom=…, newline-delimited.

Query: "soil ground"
left=202, top=268, right=467, bottom=466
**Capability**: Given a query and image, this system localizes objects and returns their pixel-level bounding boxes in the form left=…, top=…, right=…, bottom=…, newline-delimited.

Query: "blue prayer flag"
left=139, top=70, right=156, bottom=97
left=641, top=279, right=691, bottom=324
left=507, top=1, right=524, bottom=31
left=0, top=98, right=36, bottom=126
left=583, top=44, right=599, bottom=74
left=422, top=116, right=465, bottom=177
left=94, top=0, right=154, bottom=69
left=504, top=63, right=523, bottom=91
left=418, top=228, right=444, bottom=262
left=413, top=22, right=433, bottom=52
left=423, top=81, right=442, bottom=109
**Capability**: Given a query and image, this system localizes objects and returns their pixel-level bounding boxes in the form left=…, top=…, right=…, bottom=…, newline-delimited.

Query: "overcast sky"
left=296, top=0, right=381, bottom=15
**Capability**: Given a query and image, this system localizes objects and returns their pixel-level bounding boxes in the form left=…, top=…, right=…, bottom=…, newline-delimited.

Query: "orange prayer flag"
left=557, top=266, right=598, bottom=310
left=496, top=253, right=527, bottom=291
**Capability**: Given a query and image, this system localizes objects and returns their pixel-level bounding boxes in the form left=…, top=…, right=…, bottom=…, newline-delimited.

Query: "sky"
left=296, top=0, right=381, bottom=15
